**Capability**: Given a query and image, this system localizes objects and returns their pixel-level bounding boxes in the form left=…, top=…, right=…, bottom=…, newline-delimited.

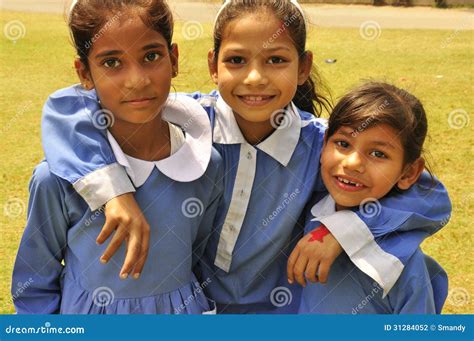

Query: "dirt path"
left=1, top=0, right=473, bottom=30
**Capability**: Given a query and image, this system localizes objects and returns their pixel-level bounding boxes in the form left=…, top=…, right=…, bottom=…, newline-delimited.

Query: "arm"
left=387, top=248, right=445, bottom=314
left=41, top=85, right=148, bottom=278
left=11, top=163, right=67, bottom=314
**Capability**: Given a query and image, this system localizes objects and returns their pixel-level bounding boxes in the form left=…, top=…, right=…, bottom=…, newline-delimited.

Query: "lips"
left=237, top=95, right=275, bottom=107
left=123, top=97, right=157, bottom=108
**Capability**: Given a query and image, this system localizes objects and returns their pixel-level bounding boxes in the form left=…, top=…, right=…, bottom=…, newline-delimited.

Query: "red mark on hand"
left=308, top=224, right=330, bottom=243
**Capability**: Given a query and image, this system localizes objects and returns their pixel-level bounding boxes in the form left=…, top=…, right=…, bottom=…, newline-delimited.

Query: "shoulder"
left=207, top=147, right=224, bottom=177
left=29, top=161, right=68, bottom=196
left=43, top=84, right=100, bottom=117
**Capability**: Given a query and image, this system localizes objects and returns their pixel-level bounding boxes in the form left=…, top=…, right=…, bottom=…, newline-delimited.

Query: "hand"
left=287, top=224, right=343, bottom=287
left=97, top=193, right=150, bottom=280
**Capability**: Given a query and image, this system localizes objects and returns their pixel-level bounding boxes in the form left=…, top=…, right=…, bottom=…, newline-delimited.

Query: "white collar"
left=213, top=96, right=302, bottom=167
left=310, top=194, right=337, bottom=220
left=107, top=95, right=212, bottom=187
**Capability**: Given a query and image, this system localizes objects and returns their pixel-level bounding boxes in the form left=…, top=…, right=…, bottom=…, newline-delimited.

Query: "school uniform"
left=12, top=94, right=223, bottom=314
left=40, top=86, right=451, bottom=313
left=298, top=195, right=448, bottom=314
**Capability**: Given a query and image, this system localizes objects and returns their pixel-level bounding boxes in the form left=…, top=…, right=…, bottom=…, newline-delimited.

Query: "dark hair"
left=68, top=0, right=174, bottom=68
left=213, top=0, right=332, bottom=116
left=326, top=81, right=428, bottom=168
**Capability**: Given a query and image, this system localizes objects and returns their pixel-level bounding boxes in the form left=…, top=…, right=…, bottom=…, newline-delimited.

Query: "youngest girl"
left=296, top=82, right=448, bottom=314
left=12, top=0, right=221, bottom=314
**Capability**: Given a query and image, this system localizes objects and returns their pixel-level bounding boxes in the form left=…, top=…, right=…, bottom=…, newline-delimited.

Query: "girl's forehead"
left=221, top=12, right=296, bottom=52
left=89, top=15, right=167, bottom=54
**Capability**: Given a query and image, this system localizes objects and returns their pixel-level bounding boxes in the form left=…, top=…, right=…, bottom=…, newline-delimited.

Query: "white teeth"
left=243, top=96, right=267, bottom=101
left=337, top=177, right=363, bottom=187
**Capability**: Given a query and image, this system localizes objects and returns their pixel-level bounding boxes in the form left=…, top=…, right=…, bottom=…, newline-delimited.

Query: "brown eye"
left=103, top=59, right=120, bottom=68
left=370, top=150, right=387, bottom=159
left=144, top=52, right=160, bottom=62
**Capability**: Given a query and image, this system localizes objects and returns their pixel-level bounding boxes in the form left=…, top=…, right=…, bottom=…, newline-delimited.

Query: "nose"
left=342, top=151, right=366, bottom=173
left=124, top=62, right=151, bottom=90
left=243, top=62, right=268, bottom=86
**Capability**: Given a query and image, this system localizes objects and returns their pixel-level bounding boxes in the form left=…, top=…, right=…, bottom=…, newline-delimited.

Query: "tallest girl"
left=40, top=0, right=450, bottom=313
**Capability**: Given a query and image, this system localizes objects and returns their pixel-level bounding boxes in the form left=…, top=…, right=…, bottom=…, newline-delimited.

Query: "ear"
left=170, top=43, right=179, bottom=78
left=397, top=158, right=425, bottom=190
left=298, top=51, right=313, bottom=86
left=74, top=58, right=94, bottom=90
left=207, top=48, right=218, bottom=85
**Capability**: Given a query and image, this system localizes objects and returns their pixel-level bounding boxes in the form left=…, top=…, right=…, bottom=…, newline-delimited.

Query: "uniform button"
left=247, top=152, right=252, bottom=159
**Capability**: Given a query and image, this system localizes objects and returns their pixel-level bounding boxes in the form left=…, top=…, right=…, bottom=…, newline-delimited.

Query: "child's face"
left=321, top=123, right=415, bottom=210
left=209, top=10, right=310, bottom=123
left=77, top=14, right=178, bottom=125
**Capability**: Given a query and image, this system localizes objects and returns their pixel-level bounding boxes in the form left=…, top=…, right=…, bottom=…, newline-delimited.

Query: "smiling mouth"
left=237, top=95, right=275, bottom=106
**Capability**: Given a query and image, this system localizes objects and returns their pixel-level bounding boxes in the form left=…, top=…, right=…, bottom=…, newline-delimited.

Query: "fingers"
left=287, top=247, right=300, bottom=284
left=317, top=260, right=331, bottom=284
left=132, top=224, right=150, bottom=279
left=120, top=230, right=141, bottom=279
left=100, top=227, right=127, bottom=266
left=305, top=259, right=320, bottom=283
left=294, top=254, right=309, bottom=287
left=96, top=217, right=117, bottom=244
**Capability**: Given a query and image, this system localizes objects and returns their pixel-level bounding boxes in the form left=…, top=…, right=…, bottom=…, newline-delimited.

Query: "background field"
left=0, top=10, right=472, bottom=314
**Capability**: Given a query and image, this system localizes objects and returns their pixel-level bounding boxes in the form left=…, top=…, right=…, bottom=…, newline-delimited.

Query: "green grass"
left=1, top=10, right=472, bottom=314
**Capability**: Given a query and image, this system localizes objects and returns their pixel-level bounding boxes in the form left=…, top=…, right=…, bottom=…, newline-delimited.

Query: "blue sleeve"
left=42, top=85, right=117, bottom=184
left=388, top=248, right=445, bottom=314
left=354, top=172, right=451, bottom=238
left=42, top=85, right=135, bottom=210
left=11, top=162, right=68, bottom=314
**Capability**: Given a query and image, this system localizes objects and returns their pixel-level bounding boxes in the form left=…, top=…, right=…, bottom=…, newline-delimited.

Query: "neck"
left=109, top=117, right=171, bottom=161
left=233, top=113, right=275, bottom=145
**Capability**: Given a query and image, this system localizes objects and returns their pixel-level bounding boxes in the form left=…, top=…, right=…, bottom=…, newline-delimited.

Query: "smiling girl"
left=297, top=82, right=448, bottom=314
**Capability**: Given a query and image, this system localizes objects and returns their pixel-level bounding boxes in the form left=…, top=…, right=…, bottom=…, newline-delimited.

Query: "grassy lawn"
left=0, top=10, right=472, bottom=314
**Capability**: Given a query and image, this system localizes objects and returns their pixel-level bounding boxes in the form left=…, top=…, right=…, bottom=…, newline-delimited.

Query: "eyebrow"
left=336, top=129, right=397, bottom=149
left=94, top=43, right=167, bottom=59
left=222, top=46, right=291, bottom=54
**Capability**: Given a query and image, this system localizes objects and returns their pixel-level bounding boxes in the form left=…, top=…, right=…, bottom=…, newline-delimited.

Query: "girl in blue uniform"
left=37, top=0, right=451, bottom=313
left=297, top=82, right=448, bottom=314
left=12, top=0, right=223, bottom=314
